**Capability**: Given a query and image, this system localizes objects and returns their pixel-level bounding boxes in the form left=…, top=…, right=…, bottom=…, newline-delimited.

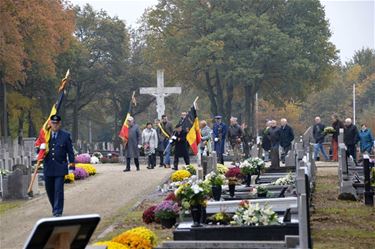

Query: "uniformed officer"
left=43, top=115, right=75, bottom=217
left=213, top=115, right=227, bottom=164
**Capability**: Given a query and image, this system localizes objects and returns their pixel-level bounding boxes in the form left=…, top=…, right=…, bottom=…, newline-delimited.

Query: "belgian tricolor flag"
left=181, top=104, right=201, bottom=155
left=34, top=70, right=69, bottom=162
left=119, top=91, right=136, bottom=144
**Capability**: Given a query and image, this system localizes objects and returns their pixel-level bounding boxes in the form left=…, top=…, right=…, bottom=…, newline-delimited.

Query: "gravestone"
left=250, top=145, right=258, bottom=158
left=140, top=69, right=182, bottom=119
left=3, top=166, right=30, bottom=199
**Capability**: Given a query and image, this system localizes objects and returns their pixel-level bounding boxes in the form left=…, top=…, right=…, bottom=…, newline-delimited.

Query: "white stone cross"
left=140, top=69, right=181, bottom=119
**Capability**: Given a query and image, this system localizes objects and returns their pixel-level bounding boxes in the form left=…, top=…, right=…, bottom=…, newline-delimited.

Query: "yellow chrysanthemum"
left=76, top=163, right=97, bottom=175
left=112, top=226, right=158, bottom=249
left=171, top=170, right=191, bottom=182
left=64, top=173, right=75, bottom=183
left=95, top=241, right=129, bottom=249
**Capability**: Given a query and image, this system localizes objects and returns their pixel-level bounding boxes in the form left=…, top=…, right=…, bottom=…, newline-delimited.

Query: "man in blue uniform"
left=213, top=115, right=227, bottom=164
left=43, top=115, right=75, bottom=217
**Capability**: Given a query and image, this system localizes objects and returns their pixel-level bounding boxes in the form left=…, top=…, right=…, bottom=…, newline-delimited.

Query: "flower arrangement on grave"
left=205, top=172, right=226, bottom=186
left=175, top=176, right=211, bottom=210
left=239, top=159, right=258, bottom=175
left=76, top=163, right=96, bottom=175
left=73, top=167, right=89, bottom=180
left=207, top=211, right=232, bottom=225
left=224, top=167, right=243, bottom=184
left=256, top=185, right=268, bottom=197
left=154, top=200, right=180, bottom=220
left=323, top=126, right=336, bottom=135
left=94, top=241, right=129, bottom=249
left=142, top=205, right=157, bottom=224
left=75, top=153, right=91, bottom=163
left=272, top=172, right=294, bottom=186
left=217, top=164, right=229, bottom=175
left=185, top=164, right=196, bottom=175
left=112, top=227, right=158, bottom=249
left=171, top=169, right=191, bottom=182
left=0, top=168, right=10, bottom=176
left=64, top=173, right=75, bottom=183
left=90, top=156, right=100, bottom=164
left=231, top=200, right=279, bottom=226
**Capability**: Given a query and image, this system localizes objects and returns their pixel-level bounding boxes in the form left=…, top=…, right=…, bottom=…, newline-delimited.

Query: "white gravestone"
left=140, top=69, right=181, bottom=119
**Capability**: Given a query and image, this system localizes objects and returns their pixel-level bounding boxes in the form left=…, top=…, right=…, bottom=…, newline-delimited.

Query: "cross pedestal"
left=140, top=69, right=181, bottom=119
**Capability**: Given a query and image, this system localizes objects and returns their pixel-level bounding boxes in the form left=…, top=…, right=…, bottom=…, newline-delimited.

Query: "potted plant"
left=225, top=167, right=243, bottom=197
left=256, top=185, right=268, bottom=198
left=272, top=172, right=294, bottom=186
left=208, top=211, right=232, bottom=225
left=175, top=176, right=211, bottom=227
left=239, top=159, right=257, bottom=186
left=154, top=200, right=180, bottom=228
left=171, top=169, right=191, bottom=182
left=205, top=172, right=226, bottom=201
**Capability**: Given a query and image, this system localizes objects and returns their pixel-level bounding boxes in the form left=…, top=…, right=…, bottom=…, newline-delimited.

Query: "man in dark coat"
left=227, top=117, right=243, bottom=164
left=261, top=120, right=272, bottom=162
left=344, top=118, right=359, bottom=162
left=280, top=118, right=295, bottom=163
left=213, top=115, right=227, bottom=164
left=123, top=116, right=142, bottom=171
left=43, top=115, right=75, bottom=217
left=172, top=124, right=190, bottom=170
left=313, top=116, right=329, bottom=161
left=268, top=120, right=281, bottom=168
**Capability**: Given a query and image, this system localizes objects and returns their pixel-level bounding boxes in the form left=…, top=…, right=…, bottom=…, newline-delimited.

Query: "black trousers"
left=126, top=157, right=140, bottom=170
left=45, top=176, right=64, bottom=215
left=148, top=153, right=156, bottom=168
left=346, top=144, right=357, bottom=161
left=157, top=150, right=164, bottom=166
left=281, top=145, right=291, bottom=163
left=174, top=153, right=190, bottom=170
left=270, top=145, right=280, bottom=168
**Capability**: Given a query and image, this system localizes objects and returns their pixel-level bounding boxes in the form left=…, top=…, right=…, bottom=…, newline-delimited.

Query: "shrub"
left=75, top=153, right=91, bottom=163
left=73, top=167, right=89, bottom=180
left=142, top=205, right=156, bottom=224
left=154, top=200, right=180, bottom=220
left=171, top=170, right=191, bottom=182
left=112, top=227, right=158, bottom=249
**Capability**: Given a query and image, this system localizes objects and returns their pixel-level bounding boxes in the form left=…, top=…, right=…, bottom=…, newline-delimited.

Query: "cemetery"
left=1, top=0, right=374, bottom=249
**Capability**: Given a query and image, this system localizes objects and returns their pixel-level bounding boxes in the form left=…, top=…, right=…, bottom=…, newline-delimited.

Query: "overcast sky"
left=71, top=0, right=375, bottom=63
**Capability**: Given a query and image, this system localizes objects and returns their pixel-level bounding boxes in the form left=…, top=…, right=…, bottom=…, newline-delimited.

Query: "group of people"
left=261, top=119, right=295, bottom=168
left=312, top=114, right=374, bottom=164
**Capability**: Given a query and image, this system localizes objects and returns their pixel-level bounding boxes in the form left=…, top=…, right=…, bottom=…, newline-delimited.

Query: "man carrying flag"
left=30, top=70, right=75, bottom=217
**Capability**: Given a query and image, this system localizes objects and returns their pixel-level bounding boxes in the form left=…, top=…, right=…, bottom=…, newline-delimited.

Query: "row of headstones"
left=158, top=145, right=313, bottom=248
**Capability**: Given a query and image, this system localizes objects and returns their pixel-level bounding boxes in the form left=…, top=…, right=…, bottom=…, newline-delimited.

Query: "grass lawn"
left=311, top=169, right=375, bottom=249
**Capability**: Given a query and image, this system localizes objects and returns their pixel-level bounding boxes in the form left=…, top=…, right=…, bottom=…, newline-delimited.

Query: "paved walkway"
left=0, top=164, right=172, bottom=249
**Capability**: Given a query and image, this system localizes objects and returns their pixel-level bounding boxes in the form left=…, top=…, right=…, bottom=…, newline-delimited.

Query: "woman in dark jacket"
left=331, top=113, right=344, bottom=161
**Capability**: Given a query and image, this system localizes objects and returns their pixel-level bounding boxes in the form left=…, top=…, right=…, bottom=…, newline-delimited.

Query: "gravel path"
left=0, top=164, right=172, bottom=249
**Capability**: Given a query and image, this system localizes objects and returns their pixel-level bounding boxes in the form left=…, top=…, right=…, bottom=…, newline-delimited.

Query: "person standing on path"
left=199, top=120, right=212, bottom=156
left=344, top=118, right=359, bottom=163
left=142, top=122, right=158, bottom=169
left=358, top=123, right=374, bottom=156
left=280, top=118, right=294, bottom=164
left=227, top=117, right=243, bottom=165
left=123, top=116, right=142, bottom=172
left=155, top=119, right=165, bottom=167
left=313, top=116, right=329, bottom=161
left=172, top=124, right=190, bottom=170
left=269, top=120, right=281, bottom=168
left=160, top=114, right=174, bottom=168
left=331, top=113, right=344, bottom=161
left=213, top=115, right=227, bottom=164
left=262, top=120, right=272, bottom=162
left=43, top=115, right=75, bottom=217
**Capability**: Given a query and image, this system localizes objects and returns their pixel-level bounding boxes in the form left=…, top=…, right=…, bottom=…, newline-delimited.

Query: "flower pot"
left=191, top=205, right=203, bottom=227
left=160, top=217, right=177, bottom=229
left=211, top=185, right=222, bottom=201
left=228, top=184, right=236, bottom=197
left=246, top=174, right=251, bottom=187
